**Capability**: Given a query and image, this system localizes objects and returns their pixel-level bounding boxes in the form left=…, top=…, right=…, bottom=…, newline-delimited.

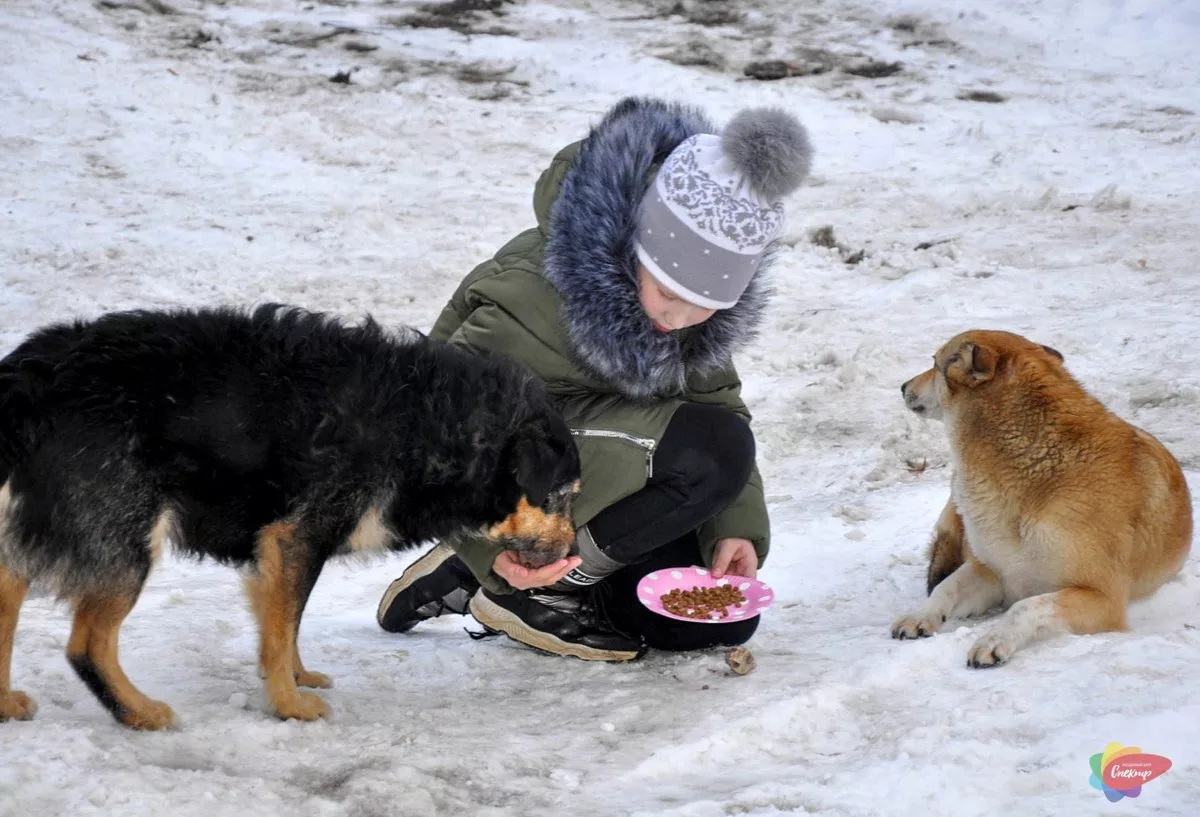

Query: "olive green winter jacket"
left=433, top=99, right=773, bottom=593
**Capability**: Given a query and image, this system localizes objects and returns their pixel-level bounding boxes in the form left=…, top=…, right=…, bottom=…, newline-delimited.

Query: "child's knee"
left=669, top=403, right=756, bottom=492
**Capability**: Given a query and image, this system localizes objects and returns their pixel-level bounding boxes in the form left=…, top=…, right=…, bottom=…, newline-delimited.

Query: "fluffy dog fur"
left=892, top=330, right=1192, bottom=667
left=0, top=305, right=580, bottom=728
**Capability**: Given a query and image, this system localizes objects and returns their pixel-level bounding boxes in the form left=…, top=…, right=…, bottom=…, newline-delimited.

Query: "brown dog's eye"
left=946, top=354, right=961, bottom=366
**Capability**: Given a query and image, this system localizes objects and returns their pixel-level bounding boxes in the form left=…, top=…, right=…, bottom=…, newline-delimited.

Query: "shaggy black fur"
left=0, top=304, right=581, bottom=596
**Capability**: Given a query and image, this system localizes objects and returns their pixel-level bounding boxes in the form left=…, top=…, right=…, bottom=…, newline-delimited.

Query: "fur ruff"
left=543, top=97, right=777, bottom=400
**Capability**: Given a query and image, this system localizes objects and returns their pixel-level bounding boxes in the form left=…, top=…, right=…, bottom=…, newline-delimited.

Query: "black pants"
left=588, top=403, right=759, bottom=651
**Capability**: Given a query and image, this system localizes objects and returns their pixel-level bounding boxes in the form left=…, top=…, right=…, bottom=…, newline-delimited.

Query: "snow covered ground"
left=1, top=0, right=1198, bottom=814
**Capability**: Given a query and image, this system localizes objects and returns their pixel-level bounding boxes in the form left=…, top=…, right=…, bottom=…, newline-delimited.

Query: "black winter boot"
left=376, top=543, right=479, bottom=633
left=468, top=586, right=645, bottom=662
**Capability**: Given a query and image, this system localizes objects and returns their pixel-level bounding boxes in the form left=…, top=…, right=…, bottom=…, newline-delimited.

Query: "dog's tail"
left=0, top=320, right=88, bottom=479
left=925, top=499, right=967, bottom=595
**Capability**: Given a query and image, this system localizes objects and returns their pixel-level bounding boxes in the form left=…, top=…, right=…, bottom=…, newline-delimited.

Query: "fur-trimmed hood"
left=540, top=97, right=780, bottom=400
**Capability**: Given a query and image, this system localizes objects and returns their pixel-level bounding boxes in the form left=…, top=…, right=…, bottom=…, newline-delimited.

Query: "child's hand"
left=712, top=537, right=757, bottom=579
left=493, top=550, right=582, bottom=590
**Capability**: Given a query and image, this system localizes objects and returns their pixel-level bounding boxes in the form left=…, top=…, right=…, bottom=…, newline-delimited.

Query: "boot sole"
left=376, top=542, right=457, bottom=630
left=468, top=592, right=644, bottom=662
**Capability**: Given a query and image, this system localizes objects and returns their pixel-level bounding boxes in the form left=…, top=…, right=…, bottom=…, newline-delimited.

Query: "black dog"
left=0, top=305, right=579, bottom=729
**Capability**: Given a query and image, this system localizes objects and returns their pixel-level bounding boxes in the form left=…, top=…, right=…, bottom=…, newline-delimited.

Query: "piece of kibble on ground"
left=726, top=646, right=756, bottom=675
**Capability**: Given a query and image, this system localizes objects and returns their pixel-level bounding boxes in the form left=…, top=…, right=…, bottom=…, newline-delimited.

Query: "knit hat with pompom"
left=634, top=108, right=812, bottom=309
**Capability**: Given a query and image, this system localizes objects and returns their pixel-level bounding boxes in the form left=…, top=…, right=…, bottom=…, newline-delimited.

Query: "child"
left=376, top=97, right=812, bottom=661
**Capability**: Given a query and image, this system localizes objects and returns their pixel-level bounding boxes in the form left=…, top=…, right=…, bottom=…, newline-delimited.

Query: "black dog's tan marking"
left=0, top=482, right=35, bottom=723
left=0, top=564, right=34, bottom=722
left=487, top=493, right=577, bottom=569
left=248, top=521, right=328, bottom=721
left=67, top=592, right=177, bottom=730
left=345, top=504, right=394, bottom=555
left=244, top=568, right=331, bottom=693
left=0, top=305, right=580, bottom=728
left=147, top=508, right=178, bottom=569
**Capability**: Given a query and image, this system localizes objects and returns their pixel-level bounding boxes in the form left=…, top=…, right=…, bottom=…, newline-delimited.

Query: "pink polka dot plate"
left=636, top=566, right=774, bottom=623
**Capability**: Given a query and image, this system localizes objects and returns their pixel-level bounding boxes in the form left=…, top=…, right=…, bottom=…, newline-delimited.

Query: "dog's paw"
left=891, top=611, right=946, bottom=640
left=967, top=631, right=1013, bottom=668
left=274, top=691, right=329, bottom=722
left=122, top=698, right=178, bottom=731
left=295, top=669, right=333, bottom=689
left=0, top=690, right=37, bottom=722
left=259, top=665, right=332, bottom=688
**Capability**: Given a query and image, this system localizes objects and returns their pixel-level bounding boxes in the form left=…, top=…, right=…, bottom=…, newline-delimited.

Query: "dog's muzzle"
left=901, top=380, right=924, bottom=414
left=901, top=376, right=941, bottom=419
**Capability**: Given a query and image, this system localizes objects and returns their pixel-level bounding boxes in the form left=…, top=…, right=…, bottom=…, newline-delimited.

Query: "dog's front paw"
left=122, top=698, right=179, bottom=731
left=0, top=690, right=37, bottom=721
left=891, top=611, right=946, bottom=640
left=967, top=631, right=1013, bottom=668
left=273, top=691, right=329, bottom=722
left=295, top=669, right=333, bottom=689
left=259, top=665, right=332, bottom=688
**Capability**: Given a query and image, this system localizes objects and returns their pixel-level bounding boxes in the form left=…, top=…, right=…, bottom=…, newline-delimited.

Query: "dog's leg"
left=66, top=591, right=176, bottom=730
left=0, top=565, right=35, bottom=721
left=926, top=497, right=966, bottom=595
left=245, top=565, right=330, bottom=690
left=254, top=522, right=329, bottom=721
left=290, top=638, right=332, bottom=689
left=893, top=557, right=1004, bottom=639
left=290, top=558, right=330, bottom=690
left=967, top=587, right=1126, bottom=668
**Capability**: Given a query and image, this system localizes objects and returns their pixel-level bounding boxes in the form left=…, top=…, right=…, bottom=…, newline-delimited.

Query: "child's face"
left=637, top=263, right=717, bottom=333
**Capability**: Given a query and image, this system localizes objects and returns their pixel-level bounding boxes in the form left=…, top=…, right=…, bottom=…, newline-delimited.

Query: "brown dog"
left=892, top=330, right=1192, bottom=667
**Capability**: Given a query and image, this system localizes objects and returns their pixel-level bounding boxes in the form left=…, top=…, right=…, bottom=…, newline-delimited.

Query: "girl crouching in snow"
left=376, top=96, right=812, bottom=661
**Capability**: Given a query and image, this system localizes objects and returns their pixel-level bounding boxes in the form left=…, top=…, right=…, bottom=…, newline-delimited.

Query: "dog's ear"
left=945, top=341, right=996, bottom=387
left=967, top=342, right=997, bottom=385
left=508, top=436, right=558, bottom=508
left=1041, top=344, right=1064, bottom=362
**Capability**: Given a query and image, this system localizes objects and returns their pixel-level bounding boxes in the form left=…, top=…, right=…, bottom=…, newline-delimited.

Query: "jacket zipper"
left=571, top=428, right=657, bottom=479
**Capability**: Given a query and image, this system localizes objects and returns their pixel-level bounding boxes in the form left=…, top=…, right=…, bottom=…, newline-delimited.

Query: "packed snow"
left=0, top=0, right=1197, bottom=814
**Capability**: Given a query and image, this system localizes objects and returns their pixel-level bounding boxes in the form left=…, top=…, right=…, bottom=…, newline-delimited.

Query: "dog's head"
left=483, top=406, right=581, bottom=569
left=901, top=330, right=1064, bottom=421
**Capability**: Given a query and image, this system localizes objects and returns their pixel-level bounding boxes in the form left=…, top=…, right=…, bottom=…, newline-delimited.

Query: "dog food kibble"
left=661, top=584, right=747, bottom=619
left=725, top=646, right=756, bottom=675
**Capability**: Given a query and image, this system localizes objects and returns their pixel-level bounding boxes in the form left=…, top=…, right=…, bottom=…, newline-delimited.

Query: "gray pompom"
left=722, top=108, right=813, bottom=201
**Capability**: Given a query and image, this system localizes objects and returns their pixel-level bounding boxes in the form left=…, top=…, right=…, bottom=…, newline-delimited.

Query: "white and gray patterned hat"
left=635, top=109, right=812, bottom=309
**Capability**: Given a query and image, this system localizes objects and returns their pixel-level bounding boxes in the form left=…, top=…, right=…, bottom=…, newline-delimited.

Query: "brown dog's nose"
left=900, top=380, right=910, bottom=397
